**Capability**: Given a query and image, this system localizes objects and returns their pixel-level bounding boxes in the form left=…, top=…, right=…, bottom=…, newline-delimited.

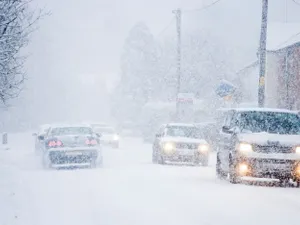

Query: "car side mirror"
left=222, top=126, right=233, bottom=134
left=38, top=135, right=45, bottom=141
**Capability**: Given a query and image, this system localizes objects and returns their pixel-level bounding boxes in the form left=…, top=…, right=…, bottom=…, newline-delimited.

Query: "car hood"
left=238, top=133, right=300, bottom=146
left=161, top=136, right=208, bottom=144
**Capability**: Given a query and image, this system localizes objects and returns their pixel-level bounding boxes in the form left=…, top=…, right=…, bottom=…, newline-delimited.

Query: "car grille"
left=253, top=145, right=293, bottom=154
left=175, top=143, right=198, bottom=149
left=251, top=158, right=295, bottom=167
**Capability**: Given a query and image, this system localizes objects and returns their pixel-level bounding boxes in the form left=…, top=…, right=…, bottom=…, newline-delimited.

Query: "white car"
left=152, top=123, right=210, bottom=166
left=217, top=108, right=300, bottom=186
left=40, top=124, right=103, bottom=169
left=33, top=124, right=51, bottom=155
left=92, top=125, right=119, bottom=148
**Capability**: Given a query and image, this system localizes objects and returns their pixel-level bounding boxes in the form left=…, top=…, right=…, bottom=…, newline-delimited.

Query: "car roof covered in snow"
left=230, top=108, right=298, bottom=114
left=166, top=123, right=197, bottom=127
left=48, top=123, right=93, bottom=129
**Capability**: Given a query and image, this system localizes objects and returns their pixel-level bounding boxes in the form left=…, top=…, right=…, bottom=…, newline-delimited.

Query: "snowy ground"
left=1, top=133, right=300, bottom=225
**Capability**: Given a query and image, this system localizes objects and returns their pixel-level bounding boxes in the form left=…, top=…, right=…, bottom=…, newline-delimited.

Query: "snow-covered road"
left=1, top=133, right=300, bottom=225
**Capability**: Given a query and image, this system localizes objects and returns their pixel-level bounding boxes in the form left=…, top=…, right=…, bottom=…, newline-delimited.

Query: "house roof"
left=236, top=23, right=300, bottom=74
left=267, top=22, right=300, bottom=51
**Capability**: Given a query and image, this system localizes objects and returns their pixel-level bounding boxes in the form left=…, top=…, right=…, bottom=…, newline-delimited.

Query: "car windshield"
left=50, top=127, right=93, bottom=136
left=95, top=127, right=115, bottom=134
left=166, top=126, right=203, bottom=138
left=239, top=111, right=300, bottom=135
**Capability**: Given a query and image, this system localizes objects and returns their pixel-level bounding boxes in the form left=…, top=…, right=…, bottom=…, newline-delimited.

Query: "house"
left=236, top=22, right=300, bottom=110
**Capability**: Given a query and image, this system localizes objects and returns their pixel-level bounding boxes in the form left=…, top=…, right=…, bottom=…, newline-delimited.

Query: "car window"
left=165, top=126, right=203, bottom=139
left=50, top=127, right=93, bottom=136
left=240, top=111, right=300, bottom=134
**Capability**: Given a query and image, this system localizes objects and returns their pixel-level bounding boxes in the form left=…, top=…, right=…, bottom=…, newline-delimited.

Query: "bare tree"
left=0, top=0, right=44, bottom=104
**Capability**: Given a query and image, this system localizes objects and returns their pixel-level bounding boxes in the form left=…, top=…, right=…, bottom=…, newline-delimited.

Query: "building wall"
left=265, top=52, right=281, bottom=108
left=264, top=45, right=300, bottom=110
left=277, top=46, right=300, bottom=110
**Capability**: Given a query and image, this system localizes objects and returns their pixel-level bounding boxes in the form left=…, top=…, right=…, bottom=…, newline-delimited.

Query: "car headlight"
left=163, top=142, right=175, bottom=152
left=113, top=134, right=119, bottom=140
left=198, top=144, right=209, bottom=153
left=237, top=143, right=253, bottom=153
left=295, top=146, right=300, bottom=154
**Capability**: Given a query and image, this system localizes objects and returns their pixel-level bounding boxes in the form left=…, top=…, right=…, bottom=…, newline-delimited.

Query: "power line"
left=182, top=0, right=223, bottom=13
left=292, top=0, right=300, bottom=6
left=156, top=18, right=175, bottom=38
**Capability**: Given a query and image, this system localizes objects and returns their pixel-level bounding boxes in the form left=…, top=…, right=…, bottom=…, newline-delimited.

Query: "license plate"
left=65, top=152, right=82, bottom=156
left=177, top=149, right=194, bottom=156
left=262, top=163, right=289, bottom=170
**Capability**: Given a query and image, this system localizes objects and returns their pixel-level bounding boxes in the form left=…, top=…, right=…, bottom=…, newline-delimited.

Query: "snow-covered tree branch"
left=0, top=0, right=44, bottom=104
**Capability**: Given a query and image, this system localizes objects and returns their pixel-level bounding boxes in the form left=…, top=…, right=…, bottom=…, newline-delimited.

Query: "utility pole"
left=258, top=0, right=268, bottom=107
left=173, top=8, right=181, bottom=119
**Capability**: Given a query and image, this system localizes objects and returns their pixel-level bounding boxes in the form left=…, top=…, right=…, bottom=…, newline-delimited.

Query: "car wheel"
left=229, top=159, right=240, bottom=184
left=279, top=178, right=289, bottom=187
left=216, top=154, right=226, bottom=179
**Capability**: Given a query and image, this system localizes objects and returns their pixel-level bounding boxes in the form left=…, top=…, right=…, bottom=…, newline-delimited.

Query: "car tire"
left=279, top=178, right=289, bottom=187
left=216, top=154, right=226, bottom=179
left=229, top=159, right=240, bottom=184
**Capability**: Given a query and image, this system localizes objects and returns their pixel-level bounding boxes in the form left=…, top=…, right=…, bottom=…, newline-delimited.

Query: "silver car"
left=92, top=125, right=120, bottom=148
left=40, top=124, right=103, bottom=169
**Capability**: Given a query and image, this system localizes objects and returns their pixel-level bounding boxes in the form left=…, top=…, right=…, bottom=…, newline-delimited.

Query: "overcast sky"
left=15, top=0, right=300, bottom=124
left=27, top=0, right=300, bottom=78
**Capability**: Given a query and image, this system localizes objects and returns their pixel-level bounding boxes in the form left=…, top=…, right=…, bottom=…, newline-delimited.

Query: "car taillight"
left=85, top=139, right=97, bottom=145
left=56, top=140, right=63, bottom=146
left=48, top=140, right=63, bottom=147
